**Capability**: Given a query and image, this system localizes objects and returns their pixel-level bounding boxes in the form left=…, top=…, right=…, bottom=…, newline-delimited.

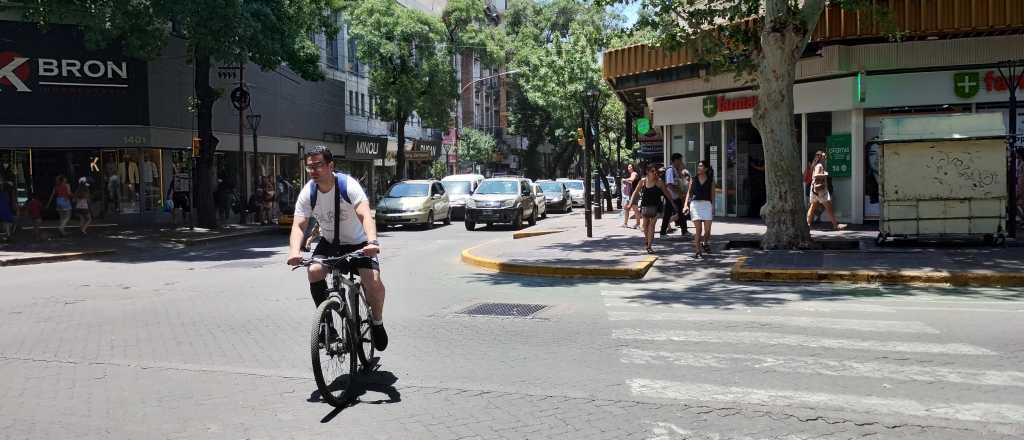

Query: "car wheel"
left=528, top=208, right=537, bottom=226
left=486, top=222, right=493, bottom=228
left=464, top=220, right=475, bottom=231
left=443, top=208, right=451, bottom=225
left=512, top=212, right=523, bottom=230
left=541, top=208, right=547, bottom=219
left=425, top=211, right=434, bottom=230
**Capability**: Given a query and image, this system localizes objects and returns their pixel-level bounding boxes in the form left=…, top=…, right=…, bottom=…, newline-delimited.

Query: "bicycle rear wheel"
left=310, top=298, right=358, bottom=407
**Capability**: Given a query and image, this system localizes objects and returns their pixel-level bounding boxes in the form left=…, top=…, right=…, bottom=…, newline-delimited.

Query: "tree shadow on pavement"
left=312, top=370, right=402, bottom=423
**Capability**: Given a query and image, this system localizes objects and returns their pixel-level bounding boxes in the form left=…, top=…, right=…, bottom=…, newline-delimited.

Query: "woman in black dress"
left=628, top=163, right=677, bottom=254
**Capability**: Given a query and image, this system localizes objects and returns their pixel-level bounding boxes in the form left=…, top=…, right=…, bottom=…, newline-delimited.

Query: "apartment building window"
left=347, top=37, right=362, bottom=77
left=368, top=94, right=374, bottom=119
left=348, top=90, right=355, bottom=115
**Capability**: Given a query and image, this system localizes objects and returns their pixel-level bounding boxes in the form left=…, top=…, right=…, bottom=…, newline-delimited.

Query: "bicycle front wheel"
left=310, top=298, right=358, bottom=407
left=352, top=286, right=376, bottom=370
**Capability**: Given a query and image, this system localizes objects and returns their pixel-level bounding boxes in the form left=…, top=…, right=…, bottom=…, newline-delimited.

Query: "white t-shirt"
left=665, top=167, right=680, bottom=200
left=294, top=175, right=368, bottom=245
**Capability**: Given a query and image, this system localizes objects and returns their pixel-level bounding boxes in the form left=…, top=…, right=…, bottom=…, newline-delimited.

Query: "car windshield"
left=562, top=181, right=584, bottom=191
left=387, top=183, right=429, bottom=197
left=475, top=180, right=519, bottom=195
left=538, top=182, right=564, bottom=193
left=442, top=181, right=472, bottom=195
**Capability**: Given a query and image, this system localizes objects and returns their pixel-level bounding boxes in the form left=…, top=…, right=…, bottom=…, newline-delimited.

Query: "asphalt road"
left=2, top=212, right=1023, bottom=439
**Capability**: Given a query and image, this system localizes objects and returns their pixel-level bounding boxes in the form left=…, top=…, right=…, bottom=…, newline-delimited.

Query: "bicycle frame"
left=327, top=266, right=363, bottom=324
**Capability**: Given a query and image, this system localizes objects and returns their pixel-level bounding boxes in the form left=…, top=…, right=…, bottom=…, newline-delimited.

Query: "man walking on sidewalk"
left=661, top=153, right=690, bottom=238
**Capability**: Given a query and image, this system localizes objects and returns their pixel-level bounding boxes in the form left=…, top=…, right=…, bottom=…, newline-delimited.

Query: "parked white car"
left=441, top=174, right=485, bottom=220
left=556, top=179, right=585, bottom=207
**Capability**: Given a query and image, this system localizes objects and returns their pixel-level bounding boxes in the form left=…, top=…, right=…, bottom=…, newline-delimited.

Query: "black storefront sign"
left=345, top=134, right=386, bottom=161
left=0, top=21, right=148, bottom=125
left=409, top=139, right=441, bottom=162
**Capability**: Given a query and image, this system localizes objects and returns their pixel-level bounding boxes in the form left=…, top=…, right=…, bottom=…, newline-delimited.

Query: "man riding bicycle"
left=286, top=145, right=388, bottom=351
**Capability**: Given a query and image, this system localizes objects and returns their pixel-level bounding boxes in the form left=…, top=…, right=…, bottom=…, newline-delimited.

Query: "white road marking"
left=630, top=378, right=1024, bottom=424
left=602, top=296, right=1023, bottom=313
left=612, top=328, right=996, bottom=355
left=647, top=421, right=811, bottom=440
left=607, top=311, right=939, bottom=333
left=622, top=348, right=1024, bottom=387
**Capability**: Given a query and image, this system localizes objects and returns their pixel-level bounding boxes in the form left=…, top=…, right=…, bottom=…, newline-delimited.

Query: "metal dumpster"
left=876, top=113, right=1007, bottom=245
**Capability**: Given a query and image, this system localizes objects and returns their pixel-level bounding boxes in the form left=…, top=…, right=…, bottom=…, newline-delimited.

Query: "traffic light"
left=192, top=137, right=201, bottom=158
left=577, top=128, right=585, bottom=147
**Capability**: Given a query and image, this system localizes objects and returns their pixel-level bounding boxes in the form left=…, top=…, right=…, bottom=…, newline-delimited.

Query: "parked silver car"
left=556, top=179, right=585, bottom=207
left=536, top=180, right=572, bottom=213
left=530, top=183, right=548, bottom=219
left=375, top=180, right=451, bottom=229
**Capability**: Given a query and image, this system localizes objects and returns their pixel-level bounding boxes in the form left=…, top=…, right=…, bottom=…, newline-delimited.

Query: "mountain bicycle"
left=295, top=252, right=378, bottom=407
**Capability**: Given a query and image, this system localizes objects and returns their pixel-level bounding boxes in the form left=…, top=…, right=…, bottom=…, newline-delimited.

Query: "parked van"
left=441, top=174, right=485, bottom=220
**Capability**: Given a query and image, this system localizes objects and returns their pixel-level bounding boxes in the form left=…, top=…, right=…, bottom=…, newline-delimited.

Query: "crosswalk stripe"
left=602, top=296, right=1023, bottom=313
left=630, top=378, right=1024, bottom=425
left=647, top=421, right=809, bottom=440
left=612, top=328, right=996, bottom=355
left=607, top=311, right=939, bottom=334
left=621, top=348, right=1024, bottom=387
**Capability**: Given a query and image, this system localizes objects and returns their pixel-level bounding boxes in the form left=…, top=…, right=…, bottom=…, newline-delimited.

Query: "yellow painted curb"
left=732, top=256, right=1024, bottom=287
left=0, top=249, right=116, bottom=267
left=461, top=245, right=657, bottom=279
left=512, top=229, right=566, bottom=240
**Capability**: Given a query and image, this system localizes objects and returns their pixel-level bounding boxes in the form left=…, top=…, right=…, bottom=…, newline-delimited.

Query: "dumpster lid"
left=878, top=113, right=1006, bottom=142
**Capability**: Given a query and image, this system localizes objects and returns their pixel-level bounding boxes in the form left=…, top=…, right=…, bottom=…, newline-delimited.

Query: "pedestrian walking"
left=47, top=175, right=73, bottom=237
left=684, top=160, right=715, bottom=259
left=74, top=181, right=92, bottom=235
left=25, top=192, right=44, bottom=239
left=168, top=165, right=192, bottom=228
left=621, top=163, right=640, bottom=229
left=261, top=176, right=277, bottom=225
left=806, top=150, right=840, bottom=230
left=629, top=163, right=678, bottom=254
left=0, top=183, right=14, bottom=240
left=660, top=153, right=690, bottom=238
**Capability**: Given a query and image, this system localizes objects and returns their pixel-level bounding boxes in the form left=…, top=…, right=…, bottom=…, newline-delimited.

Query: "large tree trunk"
left=194, top=53, right=219, bottom=229
left=524, top=137, right=542, bottom=180
left=396, top=117, right=407, bottom=180
left=751, top=20, right=812, bottom=249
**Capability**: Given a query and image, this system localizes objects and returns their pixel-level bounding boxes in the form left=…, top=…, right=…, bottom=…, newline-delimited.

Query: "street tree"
left=618, top=0, right=893, bottom=249
left=21, top=0, right=341, bottom=228
left=456, top=127, right=497, bottom=172
left=341, top=0, right=457, bottom=180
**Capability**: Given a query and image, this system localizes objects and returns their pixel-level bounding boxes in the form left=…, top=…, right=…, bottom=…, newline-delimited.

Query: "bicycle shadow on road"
left=309, top=370, right=402, bottom=422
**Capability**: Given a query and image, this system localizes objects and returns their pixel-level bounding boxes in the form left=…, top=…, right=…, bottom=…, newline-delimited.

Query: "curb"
left=461, top=244, right=657, bottom=279
left=0, top=249, right=116, bottom=267
left=731, top=256, right=1024, bottom=286
left=512, top=229, right=566, bottom=240
left=168, top=228, right=278, bottom=246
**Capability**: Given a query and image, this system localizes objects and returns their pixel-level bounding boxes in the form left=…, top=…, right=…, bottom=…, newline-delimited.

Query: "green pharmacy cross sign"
left=954, top=72, right=980, bottom=99
left=702, top=96, right=718, bottom=117
left=636, top=117, right=650, bottom=135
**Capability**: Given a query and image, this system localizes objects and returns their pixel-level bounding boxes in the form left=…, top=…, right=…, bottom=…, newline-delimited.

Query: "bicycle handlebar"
left=291, top=251, right=369, bottom=271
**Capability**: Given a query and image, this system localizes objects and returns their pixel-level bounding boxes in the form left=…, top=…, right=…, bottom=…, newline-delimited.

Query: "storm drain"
left=457, top=303, right=549, bottom=318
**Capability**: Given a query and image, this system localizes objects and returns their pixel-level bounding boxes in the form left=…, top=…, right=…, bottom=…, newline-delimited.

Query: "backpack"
left=307, top=172, right=352, bottom=244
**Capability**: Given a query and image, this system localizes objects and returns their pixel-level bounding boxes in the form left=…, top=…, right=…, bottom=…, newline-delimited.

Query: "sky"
left=621, top=2, right=641, bottom=27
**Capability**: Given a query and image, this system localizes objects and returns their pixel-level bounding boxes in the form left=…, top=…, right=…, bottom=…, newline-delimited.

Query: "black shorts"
left=173, top=192, right=191, bottom=212
left=313, top=240, right=380, bottom=272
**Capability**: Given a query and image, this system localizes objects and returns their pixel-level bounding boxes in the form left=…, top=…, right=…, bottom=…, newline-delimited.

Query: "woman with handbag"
left=621, top=163, right=641, bottom=229
left=806, top=150, right=840, bottom=230
left=628, top=163, right=677, bottom=254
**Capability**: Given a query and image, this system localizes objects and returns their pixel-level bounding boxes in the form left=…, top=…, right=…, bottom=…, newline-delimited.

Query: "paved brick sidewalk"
left=464, top=211, right=1023, bottom=284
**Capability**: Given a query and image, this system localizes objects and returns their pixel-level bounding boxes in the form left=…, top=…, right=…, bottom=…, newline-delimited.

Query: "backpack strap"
left=307, top=173, right=354, bottom=245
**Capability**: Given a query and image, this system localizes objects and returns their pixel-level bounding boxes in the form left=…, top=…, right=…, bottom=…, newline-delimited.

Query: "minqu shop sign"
left=345, top=134, right=387, bottom=161
left=0, top=21, right=148, bottom=125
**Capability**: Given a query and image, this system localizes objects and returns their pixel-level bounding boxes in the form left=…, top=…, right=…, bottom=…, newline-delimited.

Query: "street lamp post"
left=246, top=113, right=262, bottom=223
left=996, top=60, right=1022, bottom=239
left=581, top=87, right=600, bottom=237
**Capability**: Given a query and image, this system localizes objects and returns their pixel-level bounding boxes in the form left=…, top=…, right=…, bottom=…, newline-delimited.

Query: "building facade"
left=0, top=19, right=350, bottom=224
left=603, top=2, right=1024, bottom=225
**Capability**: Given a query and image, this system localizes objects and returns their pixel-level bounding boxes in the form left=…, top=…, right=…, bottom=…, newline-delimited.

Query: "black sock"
left=309, top=280, right=328, bottom=307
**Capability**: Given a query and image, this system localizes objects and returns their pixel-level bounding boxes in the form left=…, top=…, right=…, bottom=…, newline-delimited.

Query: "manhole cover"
left=457, top=303, right=549, bottom=318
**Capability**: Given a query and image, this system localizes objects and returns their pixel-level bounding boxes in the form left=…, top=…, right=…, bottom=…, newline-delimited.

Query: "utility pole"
left=580, top=114, right=592, bottom=238
left=997, top=60, right=1022, bottom=239
left=237, top=63, right=247, bottom=225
